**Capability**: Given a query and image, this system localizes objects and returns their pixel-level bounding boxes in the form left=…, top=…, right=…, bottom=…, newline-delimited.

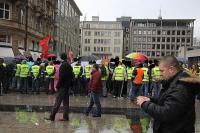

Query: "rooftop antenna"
left=158, top=8, right=162, bottom=19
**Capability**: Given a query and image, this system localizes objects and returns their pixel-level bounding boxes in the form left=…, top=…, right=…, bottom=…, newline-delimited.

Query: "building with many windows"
left=80, top=16, right=123, bottom=59
left=130, top=19, right=195, bottom=59
left=54, top=0, right=82, bottom=57
left=0, top=0, right=54, bottom=57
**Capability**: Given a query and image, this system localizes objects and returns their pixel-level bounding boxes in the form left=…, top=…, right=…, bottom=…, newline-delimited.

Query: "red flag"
left=68, top=48, right=73, bottom=63
left=39, top=35, right=51, bottom=58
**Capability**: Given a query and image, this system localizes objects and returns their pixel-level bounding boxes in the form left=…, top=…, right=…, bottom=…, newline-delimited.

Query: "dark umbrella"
left=78, top=55, right=99, bottom=62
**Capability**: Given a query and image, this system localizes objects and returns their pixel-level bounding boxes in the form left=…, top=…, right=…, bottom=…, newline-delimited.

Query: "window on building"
left=167, top=30, right=170, bottom=35
left=94, top=39, right=97, bottom=44
left=172, top=37, right=175, bottom=42
left=152, top=37, right=156, bottom=42
left=156, top=51, right=160, bottom=56
left=114, top=47, right=120, bottom=53
left=137, top=44, right=141, bottom=49
left=161, top=44, right=165, bottom=49
left=147, top=51, right=151, bottom=56
left=152, top=51, right=155, bottom=56
left=177, top=30, right=180, bottom=35
left=162, top=30, right=166, bottom=35
left=172, top=30, right=175, bottom=35
left=182, top=31, right=185, bottom=35
left=187, top=38, right=190, bottom=43
left=138, top=37, right=142, bottom=42
left=162, top=37, right=165, bottom=42
left=147, top=37, right=151, bottom=42
left=152, top=30, right=156, bottom=35
left=182, top=38, right=185, bottom=43
left=176, top=45, right=180, bottom=50
left=101, top=47, right=103, bottom=52
left=143, top=30, right=146, bottom=35
left=167, top=37, right=170, bottom=42
left=152, top=44, right=155, bottom=49
left=133, top=30, right=137, bottom=35
left=84, top=46, right=87, bottom=51
left=138, top=30, right=142, bottom=35
left=177, top=38, right=180, bottom=43
left=171, top=44, right=175, bottom=50
left=161, top=52, right=165, bottom=56
left=157, top=44, right=160, bottom=49
left=126, top=28, right=129, bottom=32
left=143, top=37, right=146, bottom=42
left=94, top=47, right=96, bottom=51
left=148, top=30, right=151, bottom=35
left=97, top=47, right=100, bottom=52
left=0, top=32, right=11, bottom=44
left=88, top=47, right=90, bottom=52
left=0, top=2, right=10, bottom=19
left=157, top=30, right=161, bottom=35
left=115, top=32, right=121, bottom=37
left=142, top=44, right=146, bottom=49
left=187, top=30, right=191, bottom=35
left=166, top=44, right=170, bottom=50
left=147, top=44, right=151, bottom=49
left=157, top=37, right=160, bottom=42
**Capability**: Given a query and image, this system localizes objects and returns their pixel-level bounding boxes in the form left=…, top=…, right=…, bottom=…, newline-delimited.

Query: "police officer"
left=12, top=61, right=21, bottom=90
left=112, top=61, right=127, bottom=98
left=84, top=61, right=93, bottom=95
left=73, top=61, right=83, bottom=96
left=31, top=61, right=40, bottom=94
left=45, top=61, right=56, bottom=94
left=152, top=61, right=161, bottom=98
left=126, top=62, right=135, bottom=98
left=18, top=60, right=29, bottom=94
left=141, top=64, right=149, bottom=96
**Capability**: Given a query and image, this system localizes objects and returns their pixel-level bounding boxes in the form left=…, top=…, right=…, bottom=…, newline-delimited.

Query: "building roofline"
left=69, top=0, right=82, bottom=16
left=81, top=21, right=122, bottom=23
left=131, top=19, right=195, bottom=22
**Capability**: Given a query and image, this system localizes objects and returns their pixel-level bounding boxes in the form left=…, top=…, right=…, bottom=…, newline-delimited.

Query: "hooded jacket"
left=141, top=70, right=200, bottom=133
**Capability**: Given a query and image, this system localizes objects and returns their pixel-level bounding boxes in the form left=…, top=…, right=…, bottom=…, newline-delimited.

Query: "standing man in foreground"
left=85, top=64, right=102, bottom=117
left=45, top=53, right=73, bottom=121
left=136, top=55, right=200, bottom=133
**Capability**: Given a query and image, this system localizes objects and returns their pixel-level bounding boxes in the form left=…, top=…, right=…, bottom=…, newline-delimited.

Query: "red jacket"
left=89, top=69, right=102, bottom=93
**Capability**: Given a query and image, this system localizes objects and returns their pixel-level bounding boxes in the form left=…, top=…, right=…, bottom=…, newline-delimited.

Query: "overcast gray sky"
left=74, top=0, right=200, bottom=37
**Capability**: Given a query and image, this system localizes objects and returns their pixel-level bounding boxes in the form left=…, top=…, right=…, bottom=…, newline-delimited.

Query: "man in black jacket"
left=136, top=55, right=200, bottom=133
left=45, top=53, right=73, bottom=121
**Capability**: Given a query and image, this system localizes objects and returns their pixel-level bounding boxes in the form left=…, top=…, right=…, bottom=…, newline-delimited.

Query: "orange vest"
left=133, top=68, right=144, bottom=85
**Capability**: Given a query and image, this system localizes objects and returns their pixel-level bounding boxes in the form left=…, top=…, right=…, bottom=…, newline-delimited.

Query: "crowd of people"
left=0, top=56, right=200, bottom=99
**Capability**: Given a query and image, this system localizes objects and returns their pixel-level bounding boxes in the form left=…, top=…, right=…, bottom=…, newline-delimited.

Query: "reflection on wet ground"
left=0, top=94, right=200, bottom=133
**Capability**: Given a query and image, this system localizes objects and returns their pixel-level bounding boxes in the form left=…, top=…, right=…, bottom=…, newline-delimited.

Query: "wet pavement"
left=0, top=93, right=200, bottom=133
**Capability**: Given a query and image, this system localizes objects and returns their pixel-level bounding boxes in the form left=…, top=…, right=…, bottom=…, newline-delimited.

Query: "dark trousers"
left=50, top=88, right=69, bottom=119
left=0, top=78, right=4, bottom=95
left=114, top=81, right=123, bottom=97
left=86, top=92, right=101, bottom=115
left=80, top=77, right=86, bottom=96
left=46, top=78, right=54, bottom=93
left=32, top=78, right=39, bottom=93
left=18, top=77, right=28, bottom=93
left=73, top=78, right=81, bottom=95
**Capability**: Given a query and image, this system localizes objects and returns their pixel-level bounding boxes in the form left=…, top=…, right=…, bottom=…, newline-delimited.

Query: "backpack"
left=100, top=66, right=107, bottom=77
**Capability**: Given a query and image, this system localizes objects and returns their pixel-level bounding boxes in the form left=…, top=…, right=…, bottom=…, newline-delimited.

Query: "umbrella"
left=126, top=52, right=148, bottom=62
left=78, top=55, right=99, bottom=62
left=48, top=54, right=57, bottom=58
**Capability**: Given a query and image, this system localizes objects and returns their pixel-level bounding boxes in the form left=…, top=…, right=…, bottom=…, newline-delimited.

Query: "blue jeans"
left=86, top=92, right=101, bottom=115
left=141, top=82, right=149, bottom=96
left=152, top=82, right=160, bottom=98
left=32, top=78, right=39, bottom=92
left=127, top=81, right=132, bottom=97
left=130, top=84, right=142, bottom=100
